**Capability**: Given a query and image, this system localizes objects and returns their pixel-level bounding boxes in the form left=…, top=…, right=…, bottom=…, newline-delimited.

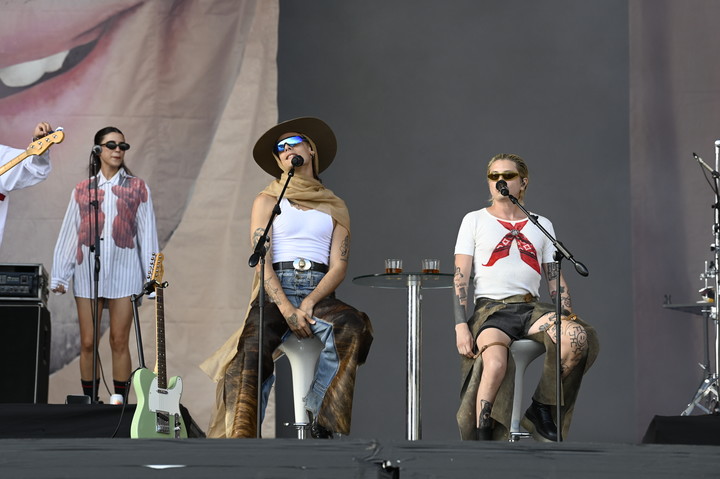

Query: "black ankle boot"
left=475, top=425, right=493, bottom=440
left=307, top=411, right=334, bottom=439
left=475, top=399, right=494, bottom=440
left=524, top=399, right=559, bottom=441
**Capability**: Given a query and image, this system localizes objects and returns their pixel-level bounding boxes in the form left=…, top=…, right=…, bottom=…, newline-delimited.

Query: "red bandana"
left=483, top=219, right=541, bottom=274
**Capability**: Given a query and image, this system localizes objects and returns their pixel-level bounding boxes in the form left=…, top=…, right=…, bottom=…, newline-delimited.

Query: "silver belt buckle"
left=293, top=258, right=311, bottom=271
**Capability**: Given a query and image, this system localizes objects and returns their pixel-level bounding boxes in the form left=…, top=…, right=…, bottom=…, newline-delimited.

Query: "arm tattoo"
left=453, top=266, right=469, bottom=324
left=545, top=263, right=559, bottom=281
left=287, top=313, right=298, bottom=327
left=339, top=234, right=349, bottom=262
left=264, top=278, right=282, bottom=306
left=561, top=287, right=572, bottom=311
left=252, top=227, right=266, bottom=249
left=454, top=267, right=464, bottom=280
left=454, top=267, right=468, bottom=307
left=458, top=288, right=467, bottom=304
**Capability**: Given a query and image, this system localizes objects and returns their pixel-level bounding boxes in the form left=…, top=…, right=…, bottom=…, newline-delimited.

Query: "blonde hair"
left=487, top=153, right=529, bottom=203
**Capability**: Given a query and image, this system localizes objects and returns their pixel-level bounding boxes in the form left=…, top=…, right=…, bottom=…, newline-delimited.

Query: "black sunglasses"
left=487, top=171, right=519, bottom=181
left=102, top=141, right=130, bottom=151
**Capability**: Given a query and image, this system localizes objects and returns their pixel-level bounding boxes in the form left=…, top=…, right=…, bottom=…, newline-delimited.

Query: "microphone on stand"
left=496, top=179, right=510, bottom=196
left=693, top=152, right=719, bottom=178
left=291, top=155, right=304, bottom=167
left=92, top=145, right=102, bottom=155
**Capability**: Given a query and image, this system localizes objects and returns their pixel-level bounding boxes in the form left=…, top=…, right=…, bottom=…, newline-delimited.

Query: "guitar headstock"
left=146, top=253, right=165, bottom=292
left=26, top=129, right=65, bottom=156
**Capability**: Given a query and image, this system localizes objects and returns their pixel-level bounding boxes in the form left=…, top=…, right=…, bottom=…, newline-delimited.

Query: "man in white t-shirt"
left=453, top=153, right=598, bottom=441
left=0, top=122, right=54, bottom=248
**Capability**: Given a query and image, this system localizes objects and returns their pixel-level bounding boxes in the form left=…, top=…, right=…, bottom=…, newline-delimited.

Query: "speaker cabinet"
left=0, top=302, right=50, bottom=403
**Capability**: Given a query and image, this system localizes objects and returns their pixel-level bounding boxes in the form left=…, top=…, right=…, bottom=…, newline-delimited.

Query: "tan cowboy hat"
left=252, top=117, right=337, bottom=178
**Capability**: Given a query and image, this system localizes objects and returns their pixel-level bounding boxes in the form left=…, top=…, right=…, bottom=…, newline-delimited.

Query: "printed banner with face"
left=0, top=0, right=278, bottom=432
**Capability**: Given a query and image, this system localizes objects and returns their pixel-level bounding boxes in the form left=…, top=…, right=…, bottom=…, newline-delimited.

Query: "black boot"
left=475, top=399, right=494, bottom=441
left=524, top=399, right=559, bottom=442
left=307, top=411, right=334, bottom=439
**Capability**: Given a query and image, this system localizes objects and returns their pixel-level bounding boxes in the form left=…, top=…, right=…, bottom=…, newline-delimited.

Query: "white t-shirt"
left=454, top=208, right=556, bottom=300
left=272, top=198, right=333, bottom=265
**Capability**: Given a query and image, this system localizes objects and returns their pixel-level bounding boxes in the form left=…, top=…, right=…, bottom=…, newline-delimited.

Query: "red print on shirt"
left=74, top=179, right=105, bottom=265
left=482, top=219, right=541, bottom=274
left=111, top=177, right=148, bottom=249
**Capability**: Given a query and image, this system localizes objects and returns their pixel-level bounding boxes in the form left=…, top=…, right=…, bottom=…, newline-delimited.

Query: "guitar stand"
left=130, top=293, right=147, bottom=370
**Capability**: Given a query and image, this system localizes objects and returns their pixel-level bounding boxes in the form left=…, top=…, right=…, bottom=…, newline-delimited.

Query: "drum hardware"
left=676, top=147, right=720, bottom=415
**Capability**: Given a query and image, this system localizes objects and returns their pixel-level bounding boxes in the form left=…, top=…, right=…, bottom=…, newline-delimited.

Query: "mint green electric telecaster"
left=130, top=253, right=187, bottom=438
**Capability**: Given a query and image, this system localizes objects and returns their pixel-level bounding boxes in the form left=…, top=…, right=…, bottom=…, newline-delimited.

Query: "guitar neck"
left=0, top=152, right=30, bottom=176
left=155, top=286, right=168, bottom=389
left=0, top=130, right=64, bottom=178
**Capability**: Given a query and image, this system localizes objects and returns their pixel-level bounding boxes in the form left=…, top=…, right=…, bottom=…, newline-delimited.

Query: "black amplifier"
left=0, top=264, right=49, bottom=307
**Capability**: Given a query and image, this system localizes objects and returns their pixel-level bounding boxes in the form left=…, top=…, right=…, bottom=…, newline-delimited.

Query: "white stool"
left=508, top=339, right=546, bottom=442
left=276, top=336, right=323, bottom=439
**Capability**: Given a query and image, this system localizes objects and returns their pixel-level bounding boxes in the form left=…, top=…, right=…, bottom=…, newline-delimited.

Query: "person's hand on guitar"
left=32, top=122, right=53, bottom=141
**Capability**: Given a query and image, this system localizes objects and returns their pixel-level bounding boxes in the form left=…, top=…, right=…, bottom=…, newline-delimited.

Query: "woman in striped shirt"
left=51, top=126, right=159, bottom=403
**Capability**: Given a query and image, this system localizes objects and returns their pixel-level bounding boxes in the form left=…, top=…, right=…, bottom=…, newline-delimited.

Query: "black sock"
left=81, top=379, right=99, bottom=400
left=113, top=379, right=130, bottom=401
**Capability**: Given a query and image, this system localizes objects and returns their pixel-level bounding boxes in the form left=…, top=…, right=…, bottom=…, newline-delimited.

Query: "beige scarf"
left=260, top=172, right=350, bottom=233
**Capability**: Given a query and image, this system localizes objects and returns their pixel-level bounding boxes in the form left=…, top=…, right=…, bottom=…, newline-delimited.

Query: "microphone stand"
left=88, top=157, right=102, bottom=404
left=247, top=165, right=297, bottom=438
left=499, top=187, right=588, bottom=442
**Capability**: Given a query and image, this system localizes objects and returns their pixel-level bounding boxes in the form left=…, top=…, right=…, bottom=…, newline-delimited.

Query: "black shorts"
left=476, top=301, right=536, bottom=340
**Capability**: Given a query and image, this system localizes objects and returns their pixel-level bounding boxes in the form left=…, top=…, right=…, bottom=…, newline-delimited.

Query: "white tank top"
left=272, top=198, right=333, bottom=265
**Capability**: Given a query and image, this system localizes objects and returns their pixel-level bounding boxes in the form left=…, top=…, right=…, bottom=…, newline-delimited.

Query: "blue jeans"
left=260, top=269, right=340, bottom=419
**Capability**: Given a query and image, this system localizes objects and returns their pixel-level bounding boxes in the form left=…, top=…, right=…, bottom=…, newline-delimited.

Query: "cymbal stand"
left=680, top=269, right=717, bottom=415
left=684, top=143, right=720, bottom=415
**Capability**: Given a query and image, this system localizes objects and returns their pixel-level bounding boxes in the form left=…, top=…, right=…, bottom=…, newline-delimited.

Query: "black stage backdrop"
left=276, top=0, right=632, bottom=442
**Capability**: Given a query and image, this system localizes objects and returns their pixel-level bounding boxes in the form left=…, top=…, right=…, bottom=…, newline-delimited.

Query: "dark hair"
left=300, top=134, right=322, bottom=182
left=89, top=126, right=134, bottom=176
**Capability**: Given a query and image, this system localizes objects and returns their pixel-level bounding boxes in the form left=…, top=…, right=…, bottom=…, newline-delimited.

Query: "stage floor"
left=2, top=437, right=720, bottom=478
left=0, top=404, right=718, bottom=478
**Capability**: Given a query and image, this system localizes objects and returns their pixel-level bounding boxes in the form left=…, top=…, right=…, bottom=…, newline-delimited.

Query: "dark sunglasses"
left=275, top=135, right=306, bottom=153
left=102, top=141, right=130, bottom=151
left=487, top=171, right=519, bottom=181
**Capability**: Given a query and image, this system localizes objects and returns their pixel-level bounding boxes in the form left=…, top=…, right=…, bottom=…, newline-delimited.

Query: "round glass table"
left=353, top=272, right=453, bottom=440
